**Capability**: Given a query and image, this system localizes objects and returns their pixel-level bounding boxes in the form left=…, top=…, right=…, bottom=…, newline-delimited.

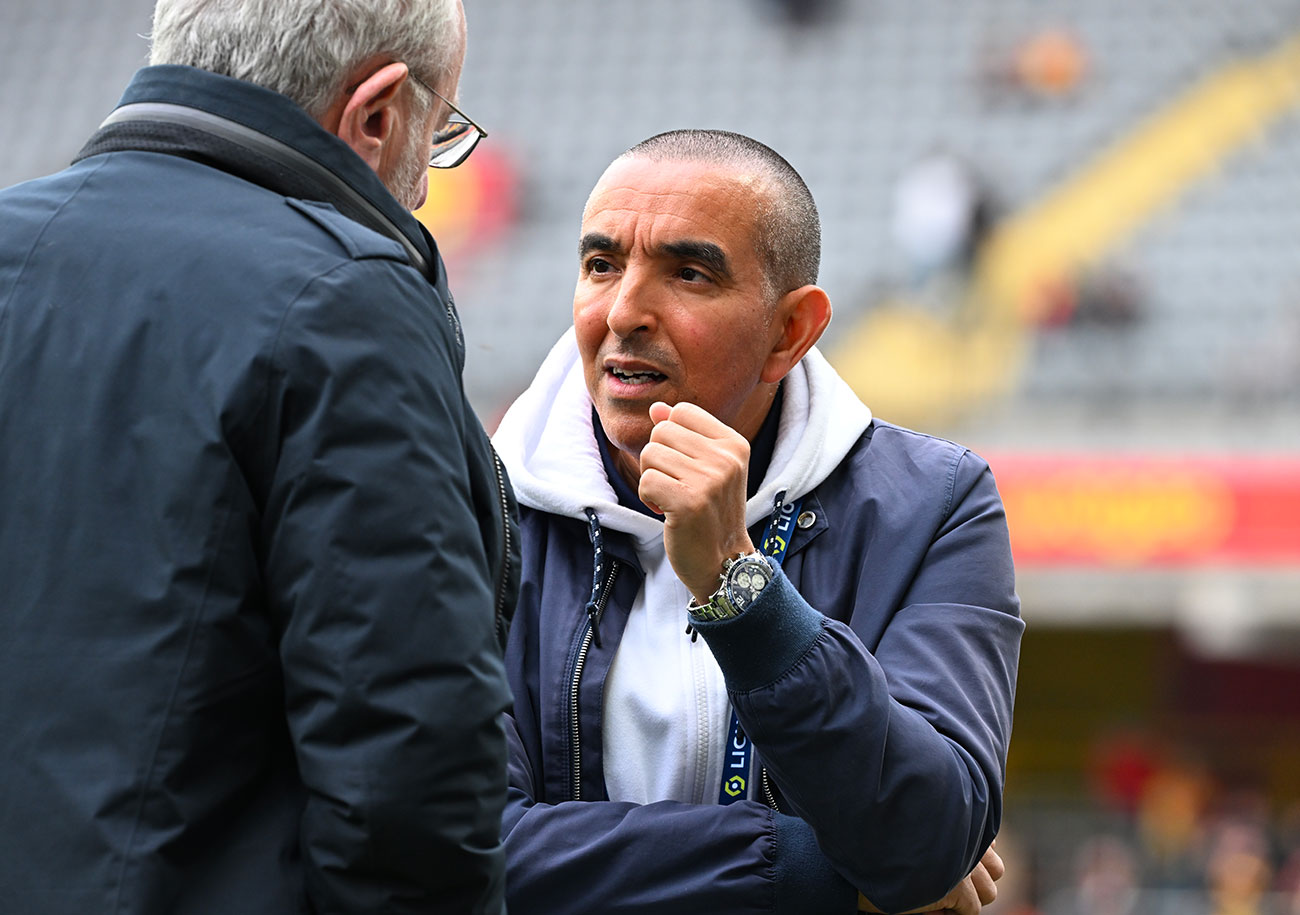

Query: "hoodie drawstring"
left=583, top=508, right=618, bottom=649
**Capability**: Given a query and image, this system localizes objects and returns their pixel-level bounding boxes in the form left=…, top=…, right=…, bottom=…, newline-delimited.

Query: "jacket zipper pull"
left=587, top=601, right=604, bottom=650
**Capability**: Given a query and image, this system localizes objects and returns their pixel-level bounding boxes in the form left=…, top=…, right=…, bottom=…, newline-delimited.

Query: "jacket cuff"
left=772, top=812, right=857, bottom=914
left=690, top=565, right=824, bottom=693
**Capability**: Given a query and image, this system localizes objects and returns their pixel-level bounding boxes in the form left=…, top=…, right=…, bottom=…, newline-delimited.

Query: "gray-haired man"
left=0, top=2, right=515, bottom=912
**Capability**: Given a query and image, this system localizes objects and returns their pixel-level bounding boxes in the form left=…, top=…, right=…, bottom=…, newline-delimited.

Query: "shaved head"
left=613, top=129, right=820, bottom=301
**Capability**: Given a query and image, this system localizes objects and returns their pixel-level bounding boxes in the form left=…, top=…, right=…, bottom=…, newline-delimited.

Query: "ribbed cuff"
left=689, top=566, right=825, bottom=692
left=772, top=812, right=857, bottom=914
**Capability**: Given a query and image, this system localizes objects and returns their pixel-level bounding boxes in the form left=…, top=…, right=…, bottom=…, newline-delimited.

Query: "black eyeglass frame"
left=405, top=69, right=488, bottom=169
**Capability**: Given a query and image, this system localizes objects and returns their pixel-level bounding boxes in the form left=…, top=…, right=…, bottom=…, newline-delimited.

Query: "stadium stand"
left=5, top=2, right=1300, bottom=910
left=6, top=0, right=1299, bottom=438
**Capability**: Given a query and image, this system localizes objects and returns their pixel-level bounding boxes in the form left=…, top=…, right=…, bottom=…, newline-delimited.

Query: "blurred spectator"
left=1087, top=729, right=1164, bottom=816
left=1044, top=835, right=1141, bottom=915
left=890, top=150, right=998, bottom=292
left=1205, top=819, right=1273, bottom=915
left=754, top=0, right=843, bottom=28
left=1014, top=29, right=1089, bottom=98
left=1004, top=750, right=1300, bottom=915
left=982, top=27, right=1089, bottom=101
left=1277, top=803, right=1300, bottom=913
left=1033, top=264, right=1145, bottom=328
left=1138, top=760, right=1214, bottom=890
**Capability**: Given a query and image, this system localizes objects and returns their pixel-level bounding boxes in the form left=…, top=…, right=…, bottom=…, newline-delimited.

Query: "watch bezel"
left=723, top=553, right=773, bottom=613
left=687, top=551, right=772, bottom=622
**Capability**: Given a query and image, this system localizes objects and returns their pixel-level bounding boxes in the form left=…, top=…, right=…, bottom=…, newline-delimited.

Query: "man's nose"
left=605, top=270, right=658, bottom=338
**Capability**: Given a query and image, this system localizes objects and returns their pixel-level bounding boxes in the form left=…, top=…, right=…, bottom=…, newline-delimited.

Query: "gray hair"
left=621, top=129, right=821, bottom=300
left=149, top=0, right=461, bottom=119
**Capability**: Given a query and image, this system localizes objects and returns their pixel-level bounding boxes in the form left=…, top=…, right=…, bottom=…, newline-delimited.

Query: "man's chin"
left=395, top=177, right=428, bottom=213
left=384, top=158, right=430, bottom=212
left=593, top=402, right=652, bottom=452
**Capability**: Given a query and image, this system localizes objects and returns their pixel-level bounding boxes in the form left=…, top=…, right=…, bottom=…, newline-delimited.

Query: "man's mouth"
left=608, top=366, right=667, bottom=387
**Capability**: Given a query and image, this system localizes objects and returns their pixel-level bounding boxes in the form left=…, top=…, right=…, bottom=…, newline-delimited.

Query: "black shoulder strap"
left=75, top=102, right=432, bottom=279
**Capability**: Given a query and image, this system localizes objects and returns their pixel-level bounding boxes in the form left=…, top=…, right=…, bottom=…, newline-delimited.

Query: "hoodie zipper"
left=570, top=561, right=620, bottom=801
left=490, top=447, right=513, bottom=646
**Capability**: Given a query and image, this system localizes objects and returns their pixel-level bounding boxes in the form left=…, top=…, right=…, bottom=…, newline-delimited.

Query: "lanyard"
left=718, top=495, right=802, bottom=805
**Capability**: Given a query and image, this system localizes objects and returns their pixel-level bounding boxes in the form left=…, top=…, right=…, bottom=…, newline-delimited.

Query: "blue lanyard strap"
left=718, top=715, right=753, bottom=804
left=760, top=495, right=802, bottom=567
left=718, top=494, right=802, bottom=805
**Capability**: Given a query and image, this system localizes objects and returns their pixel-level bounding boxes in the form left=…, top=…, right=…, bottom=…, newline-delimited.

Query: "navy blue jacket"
left=502, top=422, right=1023, bottom=913
left=0, top=66, right=517, bottom=914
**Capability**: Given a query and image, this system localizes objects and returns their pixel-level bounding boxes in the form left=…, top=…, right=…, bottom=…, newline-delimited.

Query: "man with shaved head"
left=493, top=130, right=1023, bottom=913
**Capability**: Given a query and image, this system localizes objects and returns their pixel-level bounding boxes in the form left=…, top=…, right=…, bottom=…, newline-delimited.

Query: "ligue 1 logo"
left=724, top=775, right=746, bottom=798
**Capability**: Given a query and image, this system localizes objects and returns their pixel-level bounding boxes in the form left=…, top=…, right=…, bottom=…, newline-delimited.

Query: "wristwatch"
left=687, top=551, right=774, bottom=622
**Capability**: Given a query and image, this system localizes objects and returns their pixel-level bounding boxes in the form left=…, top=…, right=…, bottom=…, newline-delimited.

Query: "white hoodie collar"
left=492, top=329, right=872, bottom=547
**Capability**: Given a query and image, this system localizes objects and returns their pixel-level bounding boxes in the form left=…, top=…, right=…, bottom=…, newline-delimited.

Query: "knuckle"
left=669, top=401, right=698, bottom=422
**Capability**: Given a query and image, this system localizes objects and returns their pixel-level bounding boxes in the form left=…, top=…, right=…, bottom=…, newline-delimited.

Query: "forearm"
left=692, top=569, right=1019, bottom=911
left=266, top=261, right=513, bottom=911
left=296, top=714, right=509, bottom=913
left=503, top=791, right=855, bottom=914
left=279, top=521, right=512, bottom=911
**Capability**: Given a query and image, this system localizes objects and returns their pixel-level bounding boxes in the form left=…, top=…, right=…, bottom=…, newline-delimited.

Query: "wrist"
left=687, top=549, right=772, bottom=623
left=686, top=566, right=827, bottom=693
left=685, top=535, right=755, bottom=603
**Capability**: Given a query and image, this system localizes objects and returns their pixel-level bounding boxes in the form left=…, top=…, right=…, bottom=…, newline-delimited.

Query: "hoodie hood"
left=492, top=328, right=873, bottom=547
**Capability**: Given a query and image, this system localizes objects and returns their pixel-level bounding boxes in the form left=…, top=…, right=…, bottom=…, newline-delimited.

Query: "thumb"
left=648, top=401, right=672, bottom=424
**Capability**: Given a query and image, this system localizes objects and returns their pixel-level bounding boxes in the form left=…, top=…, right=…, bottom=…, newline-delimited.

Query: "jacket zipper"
left=570, top=561, right=619, bottom=801
left=761, top=766, right=781, bottom=811
left=446, top=299, right=463, bottom=347
left=490, top=447, right=512, bottom=646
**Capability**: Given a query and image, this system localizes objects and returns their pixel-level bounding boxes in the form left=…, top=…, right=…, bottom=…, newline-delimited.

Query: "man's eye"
left=587, top=257, right=614, bottom=274
left=679, top=267, right=708, bottom=282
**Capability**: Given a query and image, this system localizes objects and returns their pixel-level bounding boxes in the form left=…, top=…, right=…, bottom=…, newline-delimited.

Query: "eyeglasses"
left=406, top=70, right=487, bottom=169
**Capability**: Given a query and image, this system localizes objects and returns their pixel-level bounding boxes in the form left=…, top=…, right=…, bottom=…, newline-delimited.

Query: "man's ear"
left=760, top=285, right=833, bottom=384
left=333, top=62, right=410, bottom=172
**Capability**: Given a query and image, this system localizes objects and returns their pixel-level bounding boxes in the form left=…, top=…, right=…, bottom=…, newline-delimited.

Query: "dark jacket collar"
left=80, top=65, right=437, bottom=281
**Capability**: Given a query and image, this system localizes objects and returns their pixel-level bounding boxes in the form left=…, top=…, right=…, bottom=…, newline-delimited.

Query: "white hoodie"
left=493, top=329, right=872, bottom=805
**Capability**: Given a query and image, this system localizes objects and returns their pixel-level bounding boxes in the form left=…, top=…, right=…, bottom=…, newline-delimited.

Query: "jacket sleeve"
left=501, top=712, right=857, bottom=915
left=258, top=258, right=512, bottom=914
left=692, top=451, right=1024, bottom=913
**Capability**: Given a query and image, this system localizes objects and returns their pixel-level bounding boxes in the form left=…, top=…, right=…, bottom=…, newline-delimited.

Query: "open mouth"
left=608, top=366, right=667, bottom=387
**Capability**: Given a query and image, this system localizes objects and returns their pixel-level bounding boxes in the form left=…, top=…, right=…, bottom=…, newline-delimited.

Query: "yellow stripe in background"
left=981, top=33, right=1300, bottom=319
left=830, top=33, right=1300, bottom=429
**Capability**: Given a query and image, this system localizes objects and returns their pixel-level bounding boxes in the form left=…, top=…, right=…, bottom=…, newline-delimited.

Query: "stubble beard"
left=388, top=131, right=430, bottom=212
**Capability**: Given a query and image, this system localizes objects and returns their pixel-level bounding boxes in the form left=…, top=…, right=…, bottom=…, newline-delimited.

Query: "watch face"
left=727, top=557, right=771, bottom=611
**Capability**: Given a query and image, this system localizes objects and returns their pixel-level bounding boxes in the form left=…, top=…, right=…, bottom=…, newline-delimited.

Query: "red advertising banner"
left=985, top=454, right=1300, bottom=567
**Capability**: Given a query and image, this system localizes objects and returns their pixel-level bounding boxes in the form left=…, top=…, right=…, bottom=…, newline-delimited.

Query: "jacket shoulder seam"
left=283, top=197, right=412, bottom=265
left=0, top=158, right=111, bottom=371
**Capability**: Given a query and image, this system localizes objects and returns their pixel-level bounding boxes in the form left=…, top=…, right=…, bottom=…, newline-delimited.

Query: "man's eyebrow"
left=661, top=240, right=731, bottom=281
left=579, top=233, right=620, bottom=257
left=578, top=233, right=733, bottom=281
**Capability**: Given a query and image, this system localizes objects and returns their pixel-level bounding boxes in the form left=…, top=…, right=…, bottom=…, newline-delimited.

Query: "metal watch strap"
left=687, top=551, right=772, bottom=622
